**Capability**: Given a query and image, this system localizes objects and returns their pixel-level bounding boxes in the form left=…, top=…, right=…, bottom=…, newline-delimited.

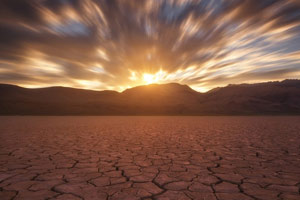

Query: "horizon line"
left=0, top=78, right=299, bottom=94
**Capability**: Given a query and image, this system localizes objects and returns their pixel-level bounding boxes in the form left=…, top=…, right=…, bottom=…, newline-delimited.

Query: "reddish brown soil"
left=0, top=116, right=300, bottom=200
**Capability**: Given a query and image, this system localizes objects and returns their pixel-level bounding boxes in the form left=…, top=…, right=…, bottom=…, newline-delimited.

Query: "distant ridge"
left=1, top=80, right=300, bottom=115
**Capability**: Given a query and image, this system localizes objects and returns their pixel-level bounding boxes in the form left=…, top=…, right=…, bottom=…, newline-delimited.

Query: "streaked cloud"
left=0, top=0, right=299, bottom=91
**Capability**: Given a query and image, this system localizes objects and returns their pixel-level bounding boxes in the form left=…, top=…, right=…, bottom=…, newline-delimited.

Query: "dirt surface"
left=0, top=116, right=300, bottom=200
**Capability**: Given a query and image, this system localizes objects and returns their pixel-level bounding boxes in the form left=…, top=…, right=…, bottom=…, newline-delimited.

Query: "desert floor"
left=0, top=116, right=300, bottom=200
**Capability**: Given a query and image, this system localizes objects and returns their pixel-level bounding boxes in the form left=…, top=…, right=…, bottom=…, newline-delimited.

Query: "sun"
left=142, top=70, right=167, bottom=85
left=143, top=73, right=155, bottom=84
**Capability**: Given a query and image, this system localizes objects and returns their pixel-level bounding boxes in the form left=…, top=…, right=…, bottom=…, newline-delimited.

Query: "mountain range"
left=1, top=79, right=300, bottom=115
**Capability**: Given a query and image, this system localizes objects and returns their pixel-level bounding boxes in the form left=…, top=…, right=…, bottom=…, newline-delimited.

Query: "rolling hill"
left=1, top=80, right=300, bottom=115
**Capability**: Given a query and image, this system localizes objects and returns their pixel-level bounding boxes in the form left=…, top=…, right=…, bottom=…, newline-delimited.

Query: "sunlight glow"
left=129, top=71, right=138, bottom=81
left=142, top=69, right=168, bottom=85
left=143, top=73, right=155, bottom=84
left=75, top=80, right=102, bottom=89
left=1, top=0, right=300, bottom=91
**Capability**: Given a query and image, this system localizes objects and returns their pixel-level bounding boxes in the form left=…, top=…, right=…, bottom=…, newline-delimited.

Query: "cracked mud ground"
left=0, top=117, right=300, bottom=200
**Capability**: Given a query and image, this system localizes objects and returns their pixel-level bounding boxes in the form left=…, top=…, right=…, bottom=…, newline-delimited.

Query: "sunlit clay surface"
left=0, top=0, right=299, bottom=91
left=1, top=116, right=300, bottom=199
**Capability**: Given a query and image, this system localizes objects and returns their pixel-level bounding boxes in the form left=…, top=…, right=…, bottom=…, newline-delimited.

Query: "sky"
left=0, top=0, right=299, bottom=92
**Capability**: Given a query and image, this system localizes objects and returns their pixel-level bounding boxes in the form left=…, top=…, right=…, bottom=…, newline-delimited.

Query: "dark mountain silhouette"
left=1, top=80, right=300, bottom=115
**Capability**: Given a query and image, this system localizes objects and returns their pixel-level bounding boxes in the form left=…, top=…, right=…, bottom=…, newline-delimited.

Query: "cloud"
left=0, top=0, right=299, bottom=91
